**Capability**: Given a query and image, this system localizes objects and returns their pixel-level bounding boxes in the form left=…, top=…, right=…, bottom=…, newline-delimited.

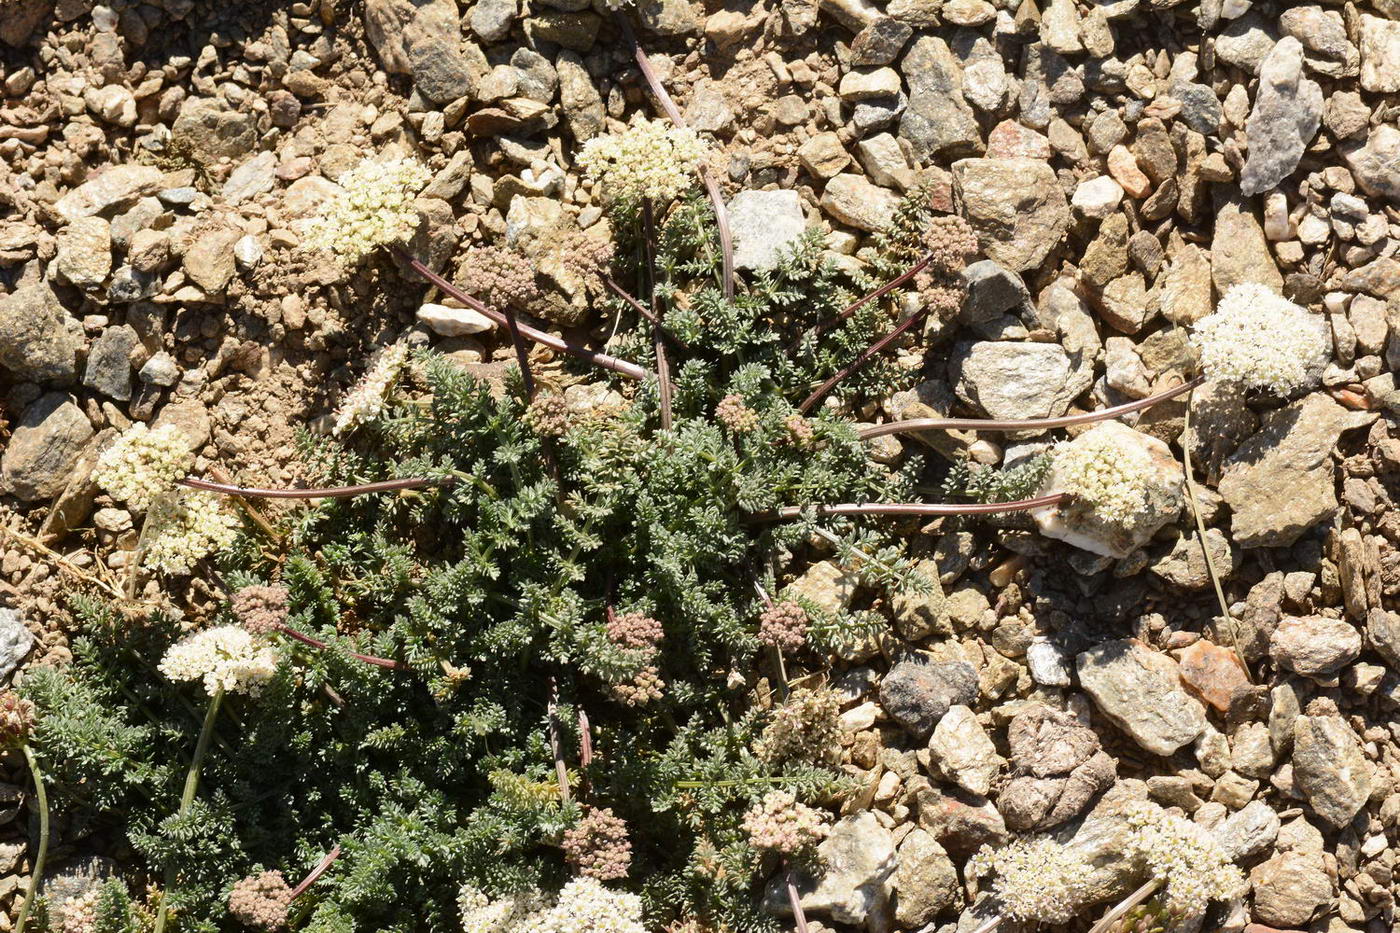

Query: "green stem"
left=153, top=689, right=224, bottom=933
left=1182, top=390, right=1249, bottom=679
left=14, top=744, right=49, bottom=933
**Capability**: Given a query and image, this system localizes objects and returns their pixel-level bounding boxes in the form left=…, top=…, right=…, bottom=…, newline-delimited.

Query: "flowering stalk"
left=13, top=745, right=49, bottom=933
left=796, top=251, right=934, bottom=352
left=275, top=624, right=401, bottom=670
left=181, top=476, right=451, bottom=499
left=786, top=864, right=810, bottom=933
left=602, top=275, right=691, bottom=348
left=616, top=14, right=734, bottom=300
left=289, top=845, right=342, bottom=900
left=501, top=308, right=537, bottom=399
left=641, top=199, right=674, bottom=430
left=392, top=245, right=647, bottom=381
left=798, top=305, right=931, bottom=413
left=1087, top=880, right=1160, bottom=933
left=752, top=493, right=1068, bottom=522
left=153, top=687, right=224, bottom=933
left=859, top=376, right=1205, bottom=439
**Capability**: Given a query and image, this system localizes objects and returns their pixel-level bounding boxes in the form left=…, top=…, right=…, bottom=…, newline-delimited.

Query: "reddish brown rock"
left=1176, top=640, right=1250, bottom=712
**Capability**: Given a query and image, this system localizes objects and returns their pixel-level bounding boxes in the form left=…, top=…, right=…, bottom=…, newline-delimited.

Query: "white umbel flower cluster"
left=92, top=423, right=193, bottom=511
left=1190, top=283, right=1331, bottom=395
left=1052, top=424, right=1155, bottom=526
left=142, top=490, right=240, bottom=575
left=159, top=624, right=280, bottom=697
left=1124, top=801, right=1245, bottom=914
left=460, top=879, right=645, bottom=933
left=968, top=835, right=1093, bottom=924
left=305, top=157, right=431, bottom=265
left=576, top=118, right=709, bottom=205
left=333, top=342, right=412, bottom=436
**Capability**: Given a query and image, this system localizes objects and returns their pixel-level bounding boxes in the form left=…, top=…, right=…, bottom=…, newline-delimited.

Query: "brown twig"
left=290, top=845, right=342, bottom=900
left=857, top=375, right=1206, bottom=439
left=798, top=306, right=930, bottom=413
left=547, top=677, right=571, bottom=805
left=181, top=476, right=450, bottom=500
left=276, top=624, right=402, bottom=669
left=751, top=493, right=1069, bottom=522
left=641, top=199, right=674, bottom=430
left=602, top=275, right=691, bottom=348
left=392, top=245, right=647, bottom=381
left=501, top=309, right=537, bottom=399
left=0, top=524, right=124, bottom=600
left=206, top=467, right=283, bottom=544
left=615, top=13, right=734, bottom=299
left=796, top=251, right=934, bottom=352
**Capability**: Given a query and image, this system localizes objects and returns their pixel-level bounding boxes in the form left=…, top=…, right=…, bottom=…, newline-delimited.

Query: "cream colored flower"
left=142, top=489, right=240, bottom=575
left=577, top=118, right=709, bottom=205
left=968, top=835, right=1093, bottom=925
left=1190, top=283, right=1330, bottom=395
left=333, top=341, right=412, bottom=436
left=1124, top=801, right=1245, bottom=914
left=306, top=157, right=431, bottom=265
left=159, top=624, right=280, bottom=697
left=92, top=423, right=193, bottom=511
left=1052, top=424, right=1155, bottom=526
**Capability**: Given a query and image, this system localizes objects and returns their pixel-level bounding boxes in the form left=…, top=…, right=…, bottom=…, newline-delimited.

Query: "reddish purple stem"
left=290, top=845, right=341, bottom=900
left=181, top=476, right=449, bottom=500
left=276, top=624, right=402, bottom=670
left=753, top=493, right=1069, bottom=522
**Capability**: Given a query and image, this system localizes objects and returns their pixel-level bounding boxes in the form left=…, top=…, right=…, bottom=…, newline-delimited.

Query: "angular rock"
left=889, top=828, right=958, bottom=928
left=949, top=340, right=1087, bottom=421
left=1076, top=639, right=1208, bottom=756
left=409, top=37, right=476, bottom=103
left=363, top=0, right=460, bottom=74
left=821, top=174, right=900, bottom=233
left=0, top=611, right=34, bottom=686
left=1158, top=242, right=1213, bottom=325
left=418, top=303, right=493, bottom=336
left=951, top=158, right=1069, bottom=273
left=889, top=559, right=949, bottom=641
left=1293, top=713, right=1372, bottom=829
left=727, top=189, right=808, bottom=271
left=1280, top=6, right=1359, bottom=78
left=54, top=164, right=163, bottom=222
left=184, top=225, right=243, bottom=294
left=998, top=750, right=1116, bottom=830
left=1218, top=394, right=1375, bottom=548
left=171, top=99, right=259, bottom=169
left=1249, top=849, right=1333, bottom=927
left=784, top=560, right=858, bottom=616
left=1359, top=13, right=1400, bottom=93
left=83, top=324, right=137, bottom=401
left=556, top=51, right=604, bottom=142
left=798, top=132, right=851, bottom=179
left=1211, top=191, right=1283, bottom=294
left=53, top=216, right=112, bottom=290
left=928, top=705, right=1004, bottom=796
left=1270, top=616, right=1361, bottom=678
left=767, top=812, right=895, bottom=928
left=878, top=658, right=978, bottom=739
left=898, top=36, right=982, bottom=161
left=1176, top=640, right=1249, bottom=713
left=222, top=151, right=278, bottom=204
left=0, top=283, right=81, bottom=385
left=471, top=0, right=516, bottom=42
left=1240, top=38, right=1323, bottom=197
left=1341, top=125, right=1400, bottom=206
left=1, top=393, right=94, bottom=502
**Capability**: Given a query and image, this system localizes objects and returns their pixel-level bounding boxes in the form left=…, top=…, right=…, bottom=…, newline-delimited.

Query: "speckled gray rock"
left=928, top=705, right=1004, bottom=796
left=1342, top=125, right=1400, bottom=205
left=1292, top=713, right=1372, bottom=829
left=0, top=393, right=94, bottom=502
left=879, top=658, right=978, bottom=739
left=1076, top=639, right=1207, bottom=756
left=765, top=811, right=896, bottom=929
left=1240, top=38, right=1323, bottom=197
left=949, top=340, right=1088, bottom=421
left=1270, top=615, right=1361, bottom=677
left=898, top=36, right=982, bottom=161
left=83, top=324, right=137, bottom=401
left=727, top=189, right=808, bottom=271
left=0, top=611, right=34, bottom=685
left=889, top=828, right=959, bottom=927
left=951, top=157, right=1069, bottom=272
left=53, top=216, right=112, bottom=290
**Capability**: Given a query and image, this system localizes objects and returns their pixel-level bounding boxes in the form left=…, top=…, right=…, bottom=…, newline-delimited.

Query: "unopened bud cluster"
left=757, top=601, right=808, bottom=652
left=562, top=807, right=633, bottom=880
left=232, top=584, right=290, bottom=636
left=461, top=245, right=541, bottom=311
left=228, top=871, right=294, bottom=931
left=0, top=691, right=35, bottom=748
left=612, top=666, right=664, bottom=706
left=524, top=395, right=570, bottom=438
left=741, top=790, right=829, bottom=856
left=715, top=394, right=759, bottom=433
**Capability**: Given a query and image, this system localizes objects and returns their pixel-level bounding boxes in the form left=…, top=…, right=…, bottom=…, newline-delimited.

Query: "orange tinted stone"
left=1176, top=639, right=1249, bottom=712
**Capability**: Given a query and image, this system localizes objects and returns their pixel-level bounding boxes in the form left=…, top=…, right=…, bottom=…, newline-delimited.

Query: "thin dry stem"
left=277, top=624, right=402, bottom=670
left=798, top=251, right=934, bottom=350
left=753, top=493, right=1068, bottom=522
left=181, top=476, right=451, bottom=500
left=798, top=306, right=931, bottom=413
left=393, top=245, right=647, bottom=381
left=641, top=199, right=674, bottom=430
left=1086, top=880, right=1161, bottom=933
left=859, top=376, right=1205, bottom=439
left=290, top=845, right=342, bottom=900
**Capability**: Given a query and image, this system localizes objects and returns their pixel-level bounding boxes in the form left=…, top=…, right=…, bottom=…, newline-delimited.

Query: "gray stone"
left=1076, top=639, right=1208, bottom=756
left=998, top=750, right=1116, bottom=831
left=0, top=611, right=34, bottom=685
left=409, top=37, right=476, bottom=103
left=417, top=303, right=494, bottom=336
left=1211, top=190, right=1283, bottom=295
left=960, top=261, right=1029, bottom=325
left=1007, top=705, right=1100, bottom=777
left=1249, top=849, right=1333, bottom=927
left=820, top=174, right=900, bottom=233
left=851, top=17, right=913, bottom=67
left=951, top=158, right=1069, bottom=273
left=1270, top=615, right=1361, bottom=677
left=898, top=37, right=983, bottom=161
left=1172, top=82, right=1223, bottom=135
left=83, top=325, right=137, bottom=401
left=928, top=705, right=1004, bottom=796
left=1218, top=394, right=1375, bottom=548
left=889, top=828, right=957, bottom=928
left=363, top=0, right=460, bottom=74
left=0, top=283, right=81, bottom=385
left=766, top=812, right=895, bottom=929
left=54, top=164, right=163, bottom=222
left=138, top=352, right=180, bottom=387
left=1280, top=6, right=1359, bottom=78
left=1342, top=125, right=1400, bottom=206
left=171, top=98, right=259, bottom=168
left=889, top=561, right=949, bottom=641
left=1214, top=12, right=1278, bottom=73
left=1293, top=713, right=1372, bottom=829
left=878, top=657, right=978, bottom=739
left=0, top=393, right=94, bottom=502
left=1213, top=799, right=1279, bottom=861
left=727, top=189, right=808, bottom=271
left=855, top=133, right=912, bottom=189
left=1359, top=13, right=1400, bottom=93
left=1026, top=640, right=1072, bottom=686
left=523, top=12, right=600, bottom=52
left=53, top=216, right=113, bottom=289
left=183, top=224, right=243, bottom=294
left=1240, top=38, right=1323, bottom=197
left=471, top=0, right=516, bottom=42
left=222, top=151, right=278, bottom=204
left=682, top=83, right=733, bottom=135
left=556, top=52, right=605, bottom=142
left=949, top=340, right=1088, bottom=421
